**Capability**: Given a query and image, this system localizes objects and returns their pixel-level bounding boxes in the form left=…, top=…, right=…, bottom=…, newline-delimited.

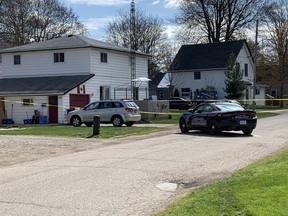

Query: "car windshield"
left=215, top=103, right=244, bottom=111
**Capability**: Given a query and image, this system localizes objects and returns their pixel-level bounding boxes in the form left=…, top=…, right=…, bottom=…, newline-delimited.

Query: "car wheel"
left=179, top=118, right=188, bottom=133
left=85, top=123, right=93, bottom=127
left=125, top=122, right=134, bottom=127
left=242, top=129, right=253, bottom=135
left=71, top=116, right=82, bottom=127
left=208, top=121, right=218, bottom=135
left=112, top=115, right=123, bottom=127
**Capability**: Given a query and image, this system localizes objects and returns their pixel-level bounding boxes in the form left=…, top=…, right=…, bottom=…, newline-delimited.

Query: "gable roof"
left=150, top=73, right=166, bottom=87
left=0, top=74, right=94, bottom=96
left=0, top=35, right=149, bottom=56
left=170, top=40, right=251, bottom=71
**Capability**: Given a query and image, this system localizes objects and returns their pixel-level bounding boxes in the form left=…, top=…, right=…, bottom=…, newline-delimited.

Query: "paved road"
left=0, top=111, right=288, bottom=216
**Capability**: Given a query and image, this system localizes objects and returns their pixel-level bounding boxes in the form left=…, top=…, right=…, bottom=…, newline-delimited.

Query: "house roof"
left=170, top=40, right=250, bottom=71
left=150, top=73, right=166, bottom=87
left=0, top=35, right=149, bottom=56
left=0, top=74, right=94, bottom=96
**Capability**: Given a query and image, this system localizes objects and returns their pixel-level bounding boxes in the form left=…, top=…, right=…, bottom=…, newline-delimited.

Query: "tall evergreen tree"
left=223, top=54, right=246, bottom=99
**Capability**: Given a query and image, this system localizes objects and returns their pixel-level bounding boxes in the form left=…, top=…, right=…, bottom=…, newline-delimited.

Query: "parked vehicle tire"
left=112, top=115, right=123, bottom=127
left=242, top=129, right=253, bottom=135
left=71, top=116, right=82, bottom=127
left=85, top=123, right=93, bottom=127
left=208, top=121, right=218, bottom=135
left=125, top=122, right=134, bottom=127
left=179, top=118, right=188, bottom=133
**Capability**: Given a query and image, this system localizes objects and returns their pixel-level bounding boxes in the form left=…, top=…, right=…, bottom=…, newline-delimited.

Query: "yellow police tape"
left=0, top=98, right=287, bottom=116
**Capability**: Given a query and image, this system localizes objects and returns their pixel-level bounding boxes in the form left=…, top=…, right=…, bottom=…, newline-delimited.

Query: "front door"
left=49, top=96, right=58, bottom=123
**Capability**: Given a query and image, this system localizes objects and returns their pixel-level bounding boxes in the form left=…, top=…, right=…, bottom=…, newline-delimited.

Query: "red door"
left=48, top=96, right=58, bottom=123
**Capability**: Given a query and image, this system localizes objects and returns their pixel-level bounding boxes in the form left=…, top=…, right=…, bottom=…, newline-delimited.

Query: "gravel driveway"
left=0, top=124, right=176, bottom=167
left=0, top=112, right=287, bottom=216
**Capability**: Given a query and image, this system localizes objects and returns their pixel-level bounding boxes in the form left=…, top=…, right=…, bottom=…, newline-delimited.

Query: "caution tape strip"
left=0, top=99, right=287, bottom=116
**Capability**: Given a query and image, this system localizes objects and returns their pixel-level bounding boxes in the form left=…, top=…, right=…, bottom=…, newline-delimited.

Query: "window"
left=100, top=52, right=108, bottom=63
left=86, top=102, right=99, bottom=110
left=159, top=90, right=164, bottom=99
left=0, top=54, right=2, bottom=63
left=194, top=71, right=201, bottom=80
left=256, top=87, right=260, bottom=95
left=14, top=55, right=21, bottom=65
left=22, top=98, right=33, bottom=106
left=244, top=64, right=248, bottom=77
left=202, top=104, right=214, bottom=112
left=54, top=53, right=65, bottom=63
left=100, top=86, right=110, bottom=100
left=181, top=88, right=190, bottom=97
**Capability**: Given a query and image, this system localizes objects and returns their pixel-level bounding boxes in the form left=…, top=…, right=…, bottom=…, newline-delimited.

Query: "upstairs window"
left=101, top=52, right=108, bottom=63
left=194, top=71, right=201, bottom=80
left=54, top=53, right=65, bottom=63
left=14, top=55, right=21, bottom=65
left=244, top=64, right=248, bottom=77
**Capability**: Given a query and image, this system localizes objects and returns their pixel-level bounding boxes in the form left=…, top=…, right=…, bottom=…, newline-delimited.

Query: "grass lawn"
left=0, top=109, right=279, bottom=137
left=0, top=125, right=165, bottom=138
left=155, top=148, right=288, bottom=216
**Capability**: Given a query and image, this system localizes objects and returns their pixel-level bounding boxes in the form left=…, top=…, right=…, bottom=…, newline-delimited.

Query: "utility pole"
left=130, top=0, right=136, bottom=100
left=253, top=19, right=259, bottom=110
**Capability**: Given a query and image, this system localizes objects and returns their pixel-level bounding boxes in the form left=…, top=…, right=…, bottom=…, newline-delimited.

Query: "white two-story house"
left=0, top=35, right=149, bottom=124
left=169, top=40, right=265, bottom=104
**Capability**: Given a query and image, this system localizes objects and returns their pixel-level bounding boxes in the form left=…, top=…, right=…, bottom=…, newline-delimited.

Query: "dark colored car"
left=169, top=97, right=193, bottom=110
left=179, top=102, right=257, bottom=135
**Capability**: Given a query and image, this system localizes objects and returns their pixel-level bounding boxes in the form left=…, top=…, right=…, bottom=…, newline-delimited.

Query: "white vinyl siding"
left=172, top=70, right=227, bottom=99
left=4, top=96, right=48, bottom=124
left=2, top=48, right=91, bottom=78
left=90, top=49, right=148, bottom=100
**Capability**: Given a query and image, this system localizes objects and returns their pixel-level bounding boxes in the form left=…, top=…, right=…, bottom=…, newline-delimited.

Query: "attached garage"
left=0, top=74, right=95, bottom=124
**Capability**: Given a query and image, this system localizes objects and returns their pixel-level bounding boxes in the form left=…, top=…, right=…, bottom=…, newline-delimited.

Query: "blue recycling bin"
left=39, top=116, right=47, bottom=124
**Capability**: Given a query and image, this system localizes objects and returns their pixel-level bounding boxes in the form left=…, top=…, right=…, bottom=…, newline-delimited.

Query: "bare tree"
left=175, top=0, right=266, bottom=43
left=0, top=0, right=33, bottom=46
left=262, top=0, right=288, bottom=107
left=0, top=0, right=86, bottom=47
left=105, top=9, right=172, bottom=78
left=28, top=0, right=86, bottom=42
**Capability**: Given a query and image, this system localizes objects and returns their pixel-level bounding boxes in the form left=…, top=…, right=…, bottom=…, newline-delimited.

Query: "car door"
left=82, top=102, right=100, bottom=122
left=189, top=104, right=208, bottom=129
left=98, top=102, right=114, bottom=122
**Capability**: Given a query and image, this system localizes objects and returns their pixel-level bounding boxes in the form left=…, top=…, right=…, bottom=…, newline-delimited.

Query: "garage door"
left=70, top=94, right=90, bottom=108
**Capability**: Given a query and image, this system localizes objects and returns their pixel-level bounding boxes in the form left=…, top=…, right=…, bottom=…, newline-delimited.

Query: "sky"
left=59, top=0, right=180, bottom=41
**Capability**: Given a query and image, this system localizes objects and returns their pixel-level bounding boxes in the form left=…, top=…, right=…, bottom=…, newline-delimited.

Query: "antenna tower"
left=130, top=0, right=136, bottom=99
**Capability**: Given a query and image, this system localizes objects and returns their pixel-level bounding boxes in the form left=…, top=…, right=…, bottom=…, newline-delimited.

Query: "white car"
left=66, top=100, right=141, bottom=127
